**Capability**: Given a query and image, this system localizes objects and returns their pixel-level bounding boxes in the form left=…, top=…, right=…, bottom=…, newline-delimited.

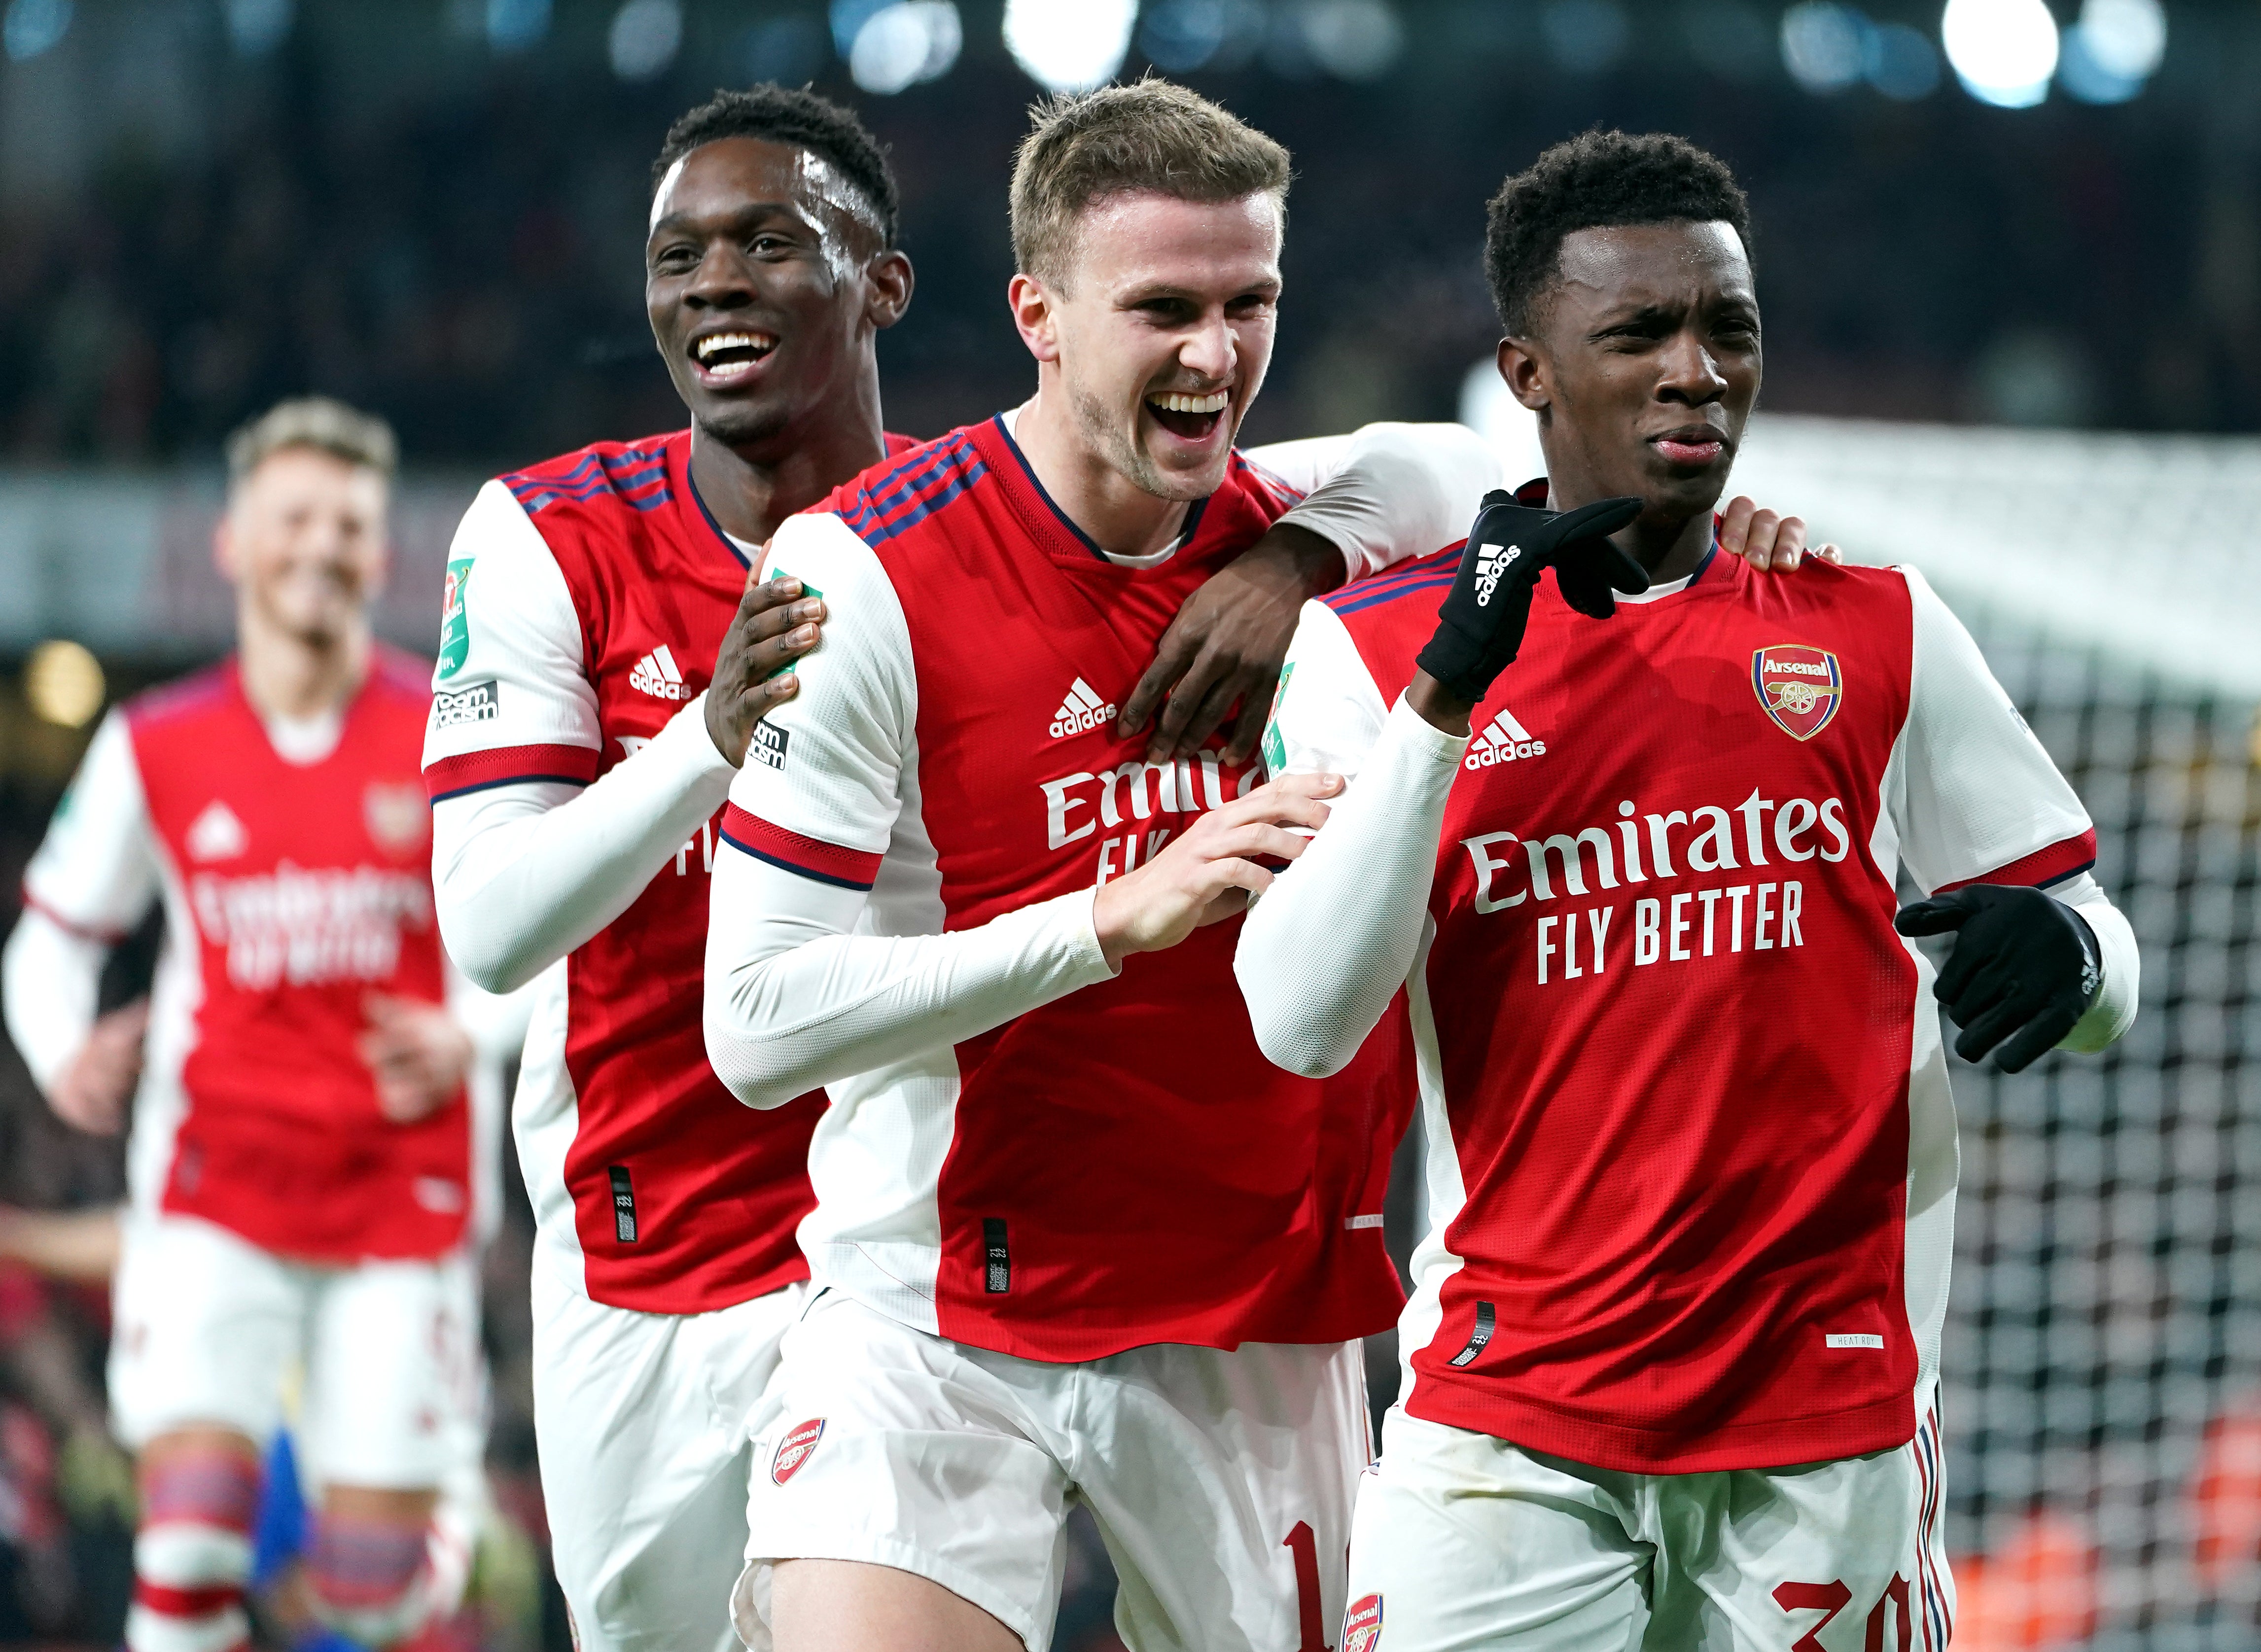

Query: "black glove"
left=1894, top=884, right=2103, bottom=1073
left=1413, top=491, right=1647, bottom=704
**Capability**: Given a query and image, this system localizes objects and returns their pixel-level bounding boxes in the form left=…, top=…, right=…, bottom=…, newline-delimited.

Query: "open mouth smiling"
left=1144, top=388, right=1229, bottom=441
left=691, top=329, right=779, bottom=383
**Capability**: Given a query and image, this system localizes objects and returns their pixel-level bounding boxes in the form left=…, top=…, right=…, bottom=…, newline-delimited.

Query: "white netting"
left=1923, top=610, right=2260, bottom=1652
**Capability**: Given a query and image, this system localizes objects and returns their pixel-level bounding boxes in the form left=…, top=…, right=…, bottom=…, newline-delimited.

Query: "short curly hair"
left=1484, top=130, right=1751, bottom=337
left=653, top=85, right=900, bottom=248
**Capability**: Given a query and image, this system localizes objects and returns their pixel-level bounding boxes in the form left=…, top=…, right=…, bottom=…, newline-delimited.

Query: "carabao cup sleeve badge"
left=771, top=1417, right=825, bottom=1485
left=1342, top=1593, right=1383, bottom=1652
left=1751, top=644, right=1843, bottom=741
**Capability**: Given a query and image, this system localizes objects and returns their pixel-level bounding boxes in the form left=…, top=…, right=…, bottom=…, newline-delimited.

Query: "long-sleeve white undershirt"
left=431, top=696, right=736, bottom=993
left=702, top=857, right=1115, bottom=1110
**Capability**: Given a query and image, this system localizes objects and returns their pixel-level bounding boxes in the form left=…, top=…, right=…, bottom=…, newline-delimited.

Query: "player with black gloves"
left=1236, top=130, right=2136, bottom=1651
left=1410, top=489, right=1645, bottom=709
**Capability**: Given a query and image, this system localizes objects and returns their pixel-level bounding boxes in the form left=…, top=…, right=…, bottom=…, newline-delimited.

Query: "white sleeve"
left=5, top=712, right=159, bottom=1093
left=1894, top=566, right=2136, bottom=1052
left=703, top=513, right=1115, bottom=1109
left=2052, top=872, right=2139, bottom=1052
left=446, top=964, right=533, bottom=1070
left=1896, top=566, right=2095, bottom=894
left=1237, top=604, right=1463, bottom=1078
left=424, top=481, right=739, bottom=992
left=1245, top=423, right=1505, bottom=584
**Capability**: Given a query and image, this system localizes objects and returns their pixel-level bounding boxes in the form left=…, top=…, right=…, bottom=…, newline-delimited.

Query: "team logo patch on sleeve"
left=771, top=1418, right=825, bottom=1485
left=1342, top=1593, right=1383, bottom=1652
left=1752, top=644, right=1843, bottom=741
left=438, top=559, right=473, bottom=678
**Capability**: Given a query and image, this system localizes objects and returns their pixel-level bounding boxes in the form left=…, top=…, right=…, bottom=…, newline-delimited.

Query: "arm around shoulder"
left=1259, top=422, right=1507, bottom=584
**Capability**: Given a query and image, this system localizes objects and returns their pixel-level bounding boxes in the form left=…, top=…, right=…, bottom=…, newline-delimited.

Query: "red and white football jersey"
left=1259, top=540, right=2104, bottom=1473
left=710, top=414, right=1447, bottom=1361
left=420, top=430, right=936, bottom=1314
left=22, top=652, right=467, bottom=1261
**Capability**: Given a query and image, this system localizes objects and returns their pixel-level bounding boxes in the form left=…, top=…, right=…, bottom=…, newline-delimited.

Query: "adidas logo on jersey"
left=1463, top=706, right=1545, bottom=770
left=1471, top=541, right=1521, bottom=607
left=186, top=800, right=248, bottom=862
left=1048, top=677, right=1116, bottom=739
left=629, top=644, right=692, bottom=701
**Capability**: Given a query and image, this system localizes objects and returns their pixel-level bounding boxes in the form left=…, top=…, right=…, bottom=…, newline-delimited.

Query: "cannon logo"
left=1342, top=1593, right=1383, bottom=1652
left=1752, top=644, right=1843, bottom=741
left=771, top=1418, right=825, bottom=1485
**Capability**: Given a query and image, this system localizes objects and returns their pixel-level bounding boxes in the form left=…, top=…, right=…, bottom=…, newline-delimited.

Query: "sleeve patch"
left=430, top=680, right=498, bottom=729
left=717, top=804, right=883, bottom=892
left=1937, top=829, right=2099, bottom=894
left=424, top=742, right=601, bottom=803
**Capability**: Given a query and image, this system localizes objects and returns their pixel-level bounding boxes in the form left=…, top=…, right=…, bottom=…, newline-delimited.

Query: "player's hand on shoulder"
left=1716, top=496, right=1843, bottom=572
left=1091, top=773, right=1342, bottom=968
left=1412, top=491, right=1644, bottom=727
left=358, top=993, right=476, bottom=1124
left=706, top=572, right=826, bottom=767
left=1120, top=522, right=1340, bottom=767
left=48, top=1000, right=147, bottom=1135
left=1895, top=884, right=2102, bottom=1072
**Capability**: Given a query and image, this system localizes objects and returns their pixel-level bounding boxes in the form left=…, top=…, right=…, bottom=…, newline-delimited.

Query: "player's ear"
left=1007, top=273, right=1061, bottom=365
left=865, top=248, right=915, bottom=331
left=1498, top=335, right=1551, bottom=416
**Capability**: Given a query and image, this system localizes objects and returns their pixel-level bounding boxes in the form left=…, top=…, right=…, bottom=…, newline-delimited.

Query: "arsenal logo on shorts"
left=1751, top=644, right=1843, bottom=741
left=771, top=1418, right=825, bottom=1485
left=1342, top=1592, right=1383, bottom=1652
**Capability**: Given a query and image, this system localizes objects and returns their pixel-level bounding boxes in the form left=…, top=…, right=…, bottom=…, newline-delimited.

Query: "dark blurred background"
left=0, top=0, right=2256, bottom=477
left=0, top=3, right=2257, bottom=1649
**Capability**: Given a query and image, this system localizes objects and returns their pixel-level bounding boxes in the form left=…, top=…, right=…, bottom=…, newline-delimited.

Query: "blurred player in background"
left=1, top=397, right=524, bottom=1652
left=1238, top=131, right=2142, bottom=1650
left=701, top=81, right=1823, bottom=1652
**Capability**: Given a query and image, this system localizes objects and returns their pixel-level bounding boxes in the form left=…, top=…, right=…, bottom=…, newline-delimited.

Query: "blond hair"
left=1009, top=78, right=1291, bottom=284
left=225, top=396, right=398, bottom=487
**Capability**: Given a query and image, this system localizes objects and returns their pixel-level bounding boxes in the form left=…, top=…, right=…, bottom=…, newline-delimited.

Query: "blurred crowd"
left=0, top=0, right=2258, bottom=477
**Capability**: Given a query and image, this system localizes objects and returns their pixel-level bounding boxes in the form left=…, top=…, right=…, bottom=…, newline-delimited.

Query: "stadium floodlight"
left=225, top=0, right=293, bottom=57
left=1940, top=0, right=2058, bottom=109
left=1864, top=20, right=1941, bottom=99
left=1003, top=0, right=1137, bottom=94
left=1, top=0, right=70, bottom=62
left=2056, top=0, right=2164, bottom=104
left=1780, top=1, right=1866, bottom=93
left=846, top=0, right=962, bottom=94
left=1300, top=0, right=1405, bottom=80
left=608, top=0, right=682, bottom=82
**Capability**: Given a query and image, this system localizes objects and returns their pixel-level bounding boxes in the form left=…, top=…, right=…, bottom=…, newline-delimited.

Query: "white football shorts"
left=530, top=1261, right=809, bottom=1652
left=1342, top=1395, right=1955, bottom=1652
left=736, top=1289, right=1371, bottom=1652
left=108, top=1211, right=479, bottom=1490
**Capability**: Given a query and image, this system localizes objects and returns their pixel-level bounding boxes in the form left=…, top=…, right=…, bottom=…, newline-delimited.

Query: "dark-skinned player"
left=1240, top=131, right=2137, bottom=1651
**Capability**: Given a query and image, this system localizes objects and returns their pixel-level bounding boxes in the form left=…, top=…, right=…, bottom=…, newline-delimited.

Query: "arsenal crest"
left=771, top=1417, right=825, bottom=1485
left=1342, top=1593, right=1383, bottom=1652
left=364, top=782, right=431, bottom=853
left=1751, top=644, right=1843, bottom=741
